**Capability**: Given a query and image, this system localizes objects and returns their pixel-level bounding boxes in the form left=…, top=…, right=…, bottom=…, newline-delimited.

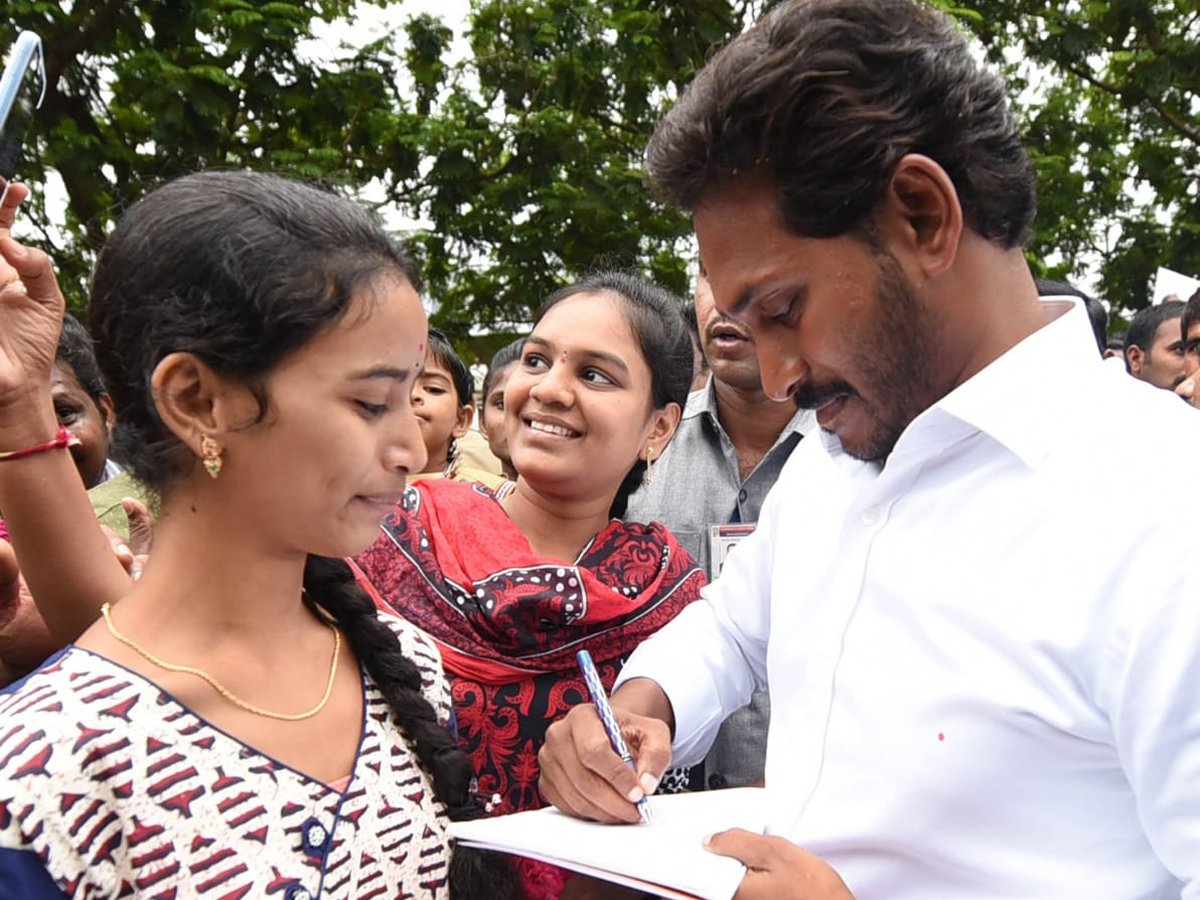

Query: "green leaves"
left=959, top=0, right=1199, bottom=312
left=11, top=0, right=1187, bottom=336
left=396, top=0, right=746, bottom=331
left=3, top=0, right=748, bottom=328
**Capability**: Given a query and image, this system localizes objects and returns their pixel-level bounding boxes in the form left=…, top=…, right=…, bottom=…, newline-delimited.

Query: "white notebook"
left=447, top=787, right=766, bottom=900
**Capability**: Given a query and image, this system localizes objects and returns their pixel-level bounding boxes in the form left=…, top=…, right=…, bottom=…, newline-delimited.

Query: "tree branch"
left=44, top=0, right=130, bottom=93
left=1060, top=60, right=1200, bottom=146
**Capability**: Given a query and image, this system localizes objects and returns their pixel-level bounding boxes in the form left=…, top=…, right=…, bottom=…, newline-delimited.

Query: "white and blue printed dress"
left=0, top=614, right=453, bottom=899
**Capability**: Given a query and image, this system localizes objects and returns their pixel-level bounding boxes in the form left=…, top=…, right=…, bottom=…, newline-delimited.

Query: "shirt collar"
left=934, top=296, right=1098, bottom=467
left=695, top=374, right=817, bottom=441
left=817, top=297, right=1100, bottom=471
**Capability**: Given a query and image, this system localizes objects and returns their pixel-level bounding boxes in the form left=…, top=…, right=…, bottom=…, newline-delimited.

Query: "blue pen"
left=575, top=649, right=652, bottom=824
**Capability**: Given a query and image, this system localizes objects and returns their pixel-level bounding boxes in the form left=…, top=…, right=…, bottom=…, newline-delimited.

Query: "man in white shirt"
left=537, top=0, right=1200, bottom=898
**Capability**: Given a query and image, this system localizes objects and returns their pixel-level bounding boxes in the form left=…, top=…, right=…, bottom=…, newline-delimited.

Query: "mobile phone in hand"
left=0, top=31, right=45, bottom=204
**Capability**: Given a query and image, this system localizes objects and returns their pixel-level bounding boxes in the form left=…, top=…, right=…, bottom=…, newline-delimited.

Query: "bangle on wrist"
left=0, top=426, right=80, bottom=462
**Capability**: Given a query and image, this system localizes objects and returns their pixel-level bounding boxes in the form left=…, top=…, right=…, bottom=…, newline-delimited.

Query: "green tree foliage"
left=2, top=0, right=414, bottom=309
left=392, top=2, right=753, bottom=334
left=6, top=0, right=1194, bottom=327
left=955, top=0, right=1199, bottom=312
left=4, top=0, right=756, bottom=332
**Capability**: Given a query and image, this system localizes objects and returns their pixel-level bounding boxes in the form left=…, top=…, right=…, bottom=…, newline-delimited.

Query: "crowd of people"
left=0, top=0, right=1197, bottom=898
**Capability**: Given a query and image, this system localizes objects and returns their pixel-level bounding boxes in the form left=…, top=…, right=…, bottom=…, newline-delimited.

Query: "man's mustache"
left=793, top=380, right=856, bottom=411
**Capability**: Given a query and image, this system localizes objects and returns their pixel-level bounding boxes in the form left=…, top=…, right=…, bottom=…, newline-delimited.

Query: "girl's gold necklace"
left=100, top=602, right=340, bottom=722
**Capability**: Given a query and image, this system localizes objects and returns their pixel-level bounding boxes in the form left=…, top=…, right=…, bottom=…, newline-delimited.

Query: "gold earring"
left=644, top=444, right=655, bottom=486
left=200, top=434, right=223, bottom=479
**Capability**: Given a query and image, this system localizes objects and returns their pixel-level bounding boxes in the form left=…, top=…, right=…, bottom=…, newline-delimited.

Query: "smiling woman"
left=351, top=270, right=705, bottom=898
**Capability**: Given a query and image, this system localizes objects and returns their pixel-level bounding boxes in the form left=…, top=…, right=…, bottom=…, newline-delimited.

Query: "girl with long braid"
left=0, top=173, right=510, bottom=898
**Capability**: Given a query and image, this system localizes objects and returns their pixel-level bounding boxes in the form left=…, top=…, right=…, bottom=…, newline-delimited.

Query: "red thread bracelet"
left=0, top=426, right=81, bottom=462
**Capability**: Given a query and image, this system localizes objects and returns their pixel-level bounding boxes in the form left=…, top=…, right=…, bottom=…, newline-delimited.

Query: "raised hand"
left=0, top=182, right=66, bottom=400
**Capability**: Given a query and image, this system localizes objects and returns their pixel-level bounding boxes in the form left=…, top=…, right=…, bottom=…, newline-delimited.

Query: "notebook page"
left=448, top=787, right=766, bottom=900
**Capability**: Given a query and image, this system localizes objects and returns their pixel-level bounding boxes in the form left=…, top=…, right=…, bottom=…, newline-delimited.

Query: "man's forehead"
left=1153, top=316, right=1184, bottom=340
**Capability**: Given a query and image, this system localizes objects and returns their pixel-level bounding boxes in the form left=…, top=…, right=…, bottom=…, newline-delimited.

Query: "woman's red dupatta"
left=351, top=478, right=704, bottom=686
left=352, top=479, right=704, bottom=900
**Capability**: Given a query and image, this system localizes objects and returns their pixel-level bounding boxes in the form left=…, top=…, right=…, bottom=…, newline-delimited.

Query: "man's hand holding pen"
left=538, top=695, right=671, bottom=825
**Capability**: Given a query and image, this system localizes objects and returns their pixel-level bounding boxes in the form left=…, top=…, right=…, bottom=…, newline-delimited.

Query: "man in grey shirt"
left=626, top=268, right=813, bottom=789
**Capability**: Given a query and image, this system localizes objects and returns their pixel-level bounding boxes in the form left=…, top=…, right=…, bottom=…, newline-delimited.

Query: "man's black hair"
left=426, top=327, right=474, bottom=407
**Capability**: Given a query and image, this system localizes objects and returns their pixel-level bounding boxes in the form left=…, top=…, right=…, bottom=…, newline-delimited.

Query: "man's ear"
left=1125, top=345, right=1145, bottom=377
left=149, top=352, right=251, bottom=457
left=878, top=154, right=963, bottom=278
left=452, top=402, right=475, bottom=439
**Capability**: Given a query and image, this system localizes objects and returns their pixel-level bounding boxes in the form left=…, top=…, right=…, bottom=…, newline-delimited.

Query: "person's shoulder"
left=374, top=612, right=442, bottom=670
left=605, top=518, right=703, bottom=570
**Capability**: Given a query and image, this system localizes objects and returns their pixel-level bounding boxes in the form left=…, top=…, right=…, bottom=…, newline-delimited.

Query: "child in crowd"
left=479, top=337, right=524, bottom=481
left=0, top=172, right=508, bottom=898
left=411, top=328, right=505, bottom=488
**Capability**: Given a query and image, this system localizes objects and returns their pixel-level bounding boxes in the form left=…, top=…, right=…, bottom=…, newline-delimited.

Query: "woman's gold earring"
left=200, top=434, right=223, bottom=479
left=644, top=445, right=655, bottom=486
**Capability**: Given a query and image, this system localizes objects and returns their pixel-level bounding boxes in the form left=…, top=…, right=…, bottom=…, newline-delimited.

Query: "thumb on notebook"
left=703, top=830, right=856, bottom=900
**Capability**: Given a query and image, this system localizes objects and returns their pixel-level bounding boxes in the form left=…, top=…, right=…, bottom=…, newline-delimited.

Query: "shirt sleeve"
left=615, top=465, right=784, bottom=767
left=1100, top=526, right=1200, bottom=895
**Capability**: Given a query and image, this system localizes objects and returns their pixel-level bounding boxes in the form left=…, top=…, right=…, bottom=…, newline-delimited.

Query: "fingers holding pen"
left=540, top=705, right=643, bottom=823
left=538, top=702, right=674, bottom=824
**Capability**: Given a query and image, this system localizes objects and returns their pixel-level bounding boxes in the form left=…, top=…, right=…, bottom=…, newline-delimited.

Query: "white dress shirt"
left=617, top=299, right=1200, bottom=899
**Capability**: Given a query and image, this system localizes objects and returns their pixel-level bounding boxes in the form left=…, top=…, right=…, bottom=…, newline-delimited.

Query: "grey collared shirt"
left=625, top=378, right=814, bottom=788
left=627, top=378, right=814, bottom=578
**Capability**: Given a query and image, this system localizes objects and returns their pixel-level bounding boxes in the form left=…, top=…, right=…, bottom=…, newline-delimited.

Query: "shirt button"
left=738, top=489, right=748, bottom=503
left=861, top=506, right=880, bottom=526
left=300, top=817, right=329, bottom=858
left=708, top=773, right=727, bottom=789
